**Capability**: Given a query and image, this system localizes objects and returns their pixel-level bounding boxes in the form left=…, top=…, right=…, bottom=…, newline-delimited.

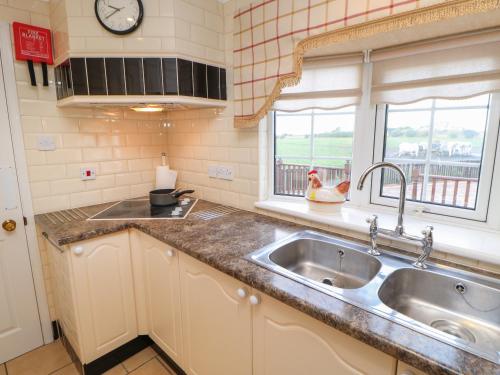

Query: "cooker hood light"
left=130, top=105, right=164, bottom=113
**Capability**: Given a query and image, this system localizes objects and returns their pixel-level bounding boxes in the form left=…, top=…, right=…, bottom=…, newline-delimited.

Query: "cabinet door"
left=70, top=231, right=137, bottom=363
left=179, top=252, right=252, bottom=375
left=253, top=292, right=397, bottom=375
left=46, top=240, right=84, bottom=360
left=133, top=231, right=183, bottom=366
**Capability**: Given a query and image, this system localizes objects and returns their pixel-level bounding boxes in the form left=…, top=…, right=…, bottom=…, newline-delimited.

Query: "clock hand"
left=105, top=8, right=120, bottom=19
left=107, top=5, right=124, bottom=11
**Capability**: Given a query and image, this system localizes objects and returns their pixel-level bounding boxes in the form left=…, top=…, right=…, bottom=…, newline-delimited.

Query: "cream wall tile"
left=25, top=150, right=47, bottom=166
left=50, top=179, right=85, bottom=194
left=63, top=133, right=97, bottom=147
left=130, top=182, right=154, bottom=197
left=33, top=195, right=70, bottom=213
left=30, top=181, right=51, bottom=198
left=113, top=147, right=142, bottom=160
left=70, top=190, right=102, bottom=208
left=102, top=186, right=130, bottom=202
left=46, top=149, right=82, bottom=164
left=29, top=165, right=66, bottom=182
left=100, top=160, right=129, bottom=175
left=128, top=159, right=153, bottom=172
left=115, top=172, right=143, bottom=186
left=83, top=147, right=112, bottom=162
left=85, top=175, right=116, bottom=190
left=123, top=37, right=162, bottom=51
left=42, top=117, right=80, bottom=133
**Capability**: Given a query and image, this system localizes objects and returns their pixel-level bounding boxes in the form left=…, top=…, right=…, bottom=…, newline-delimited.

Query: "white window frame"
left=266, top=60, right=500, bottom=227
left=271, top=109, right=355, bottom=197
left=370, top=94, right=500, bottom=222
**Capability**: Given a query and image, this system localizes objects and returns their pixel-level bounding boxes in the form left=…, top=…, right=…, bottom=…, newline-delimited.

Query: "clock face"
left=95, top=0, right=143, bottom=35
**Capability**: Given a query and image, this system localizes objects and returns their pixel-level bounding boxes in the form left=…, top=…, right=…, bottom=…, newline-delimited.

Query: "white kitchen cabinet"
left=397, top=361, right=428, bottom=375
left=69, top=231, right=137, bottom=363
left=179, top=252, right=253, bottom=375
left=46, top=239, right=84, bottom=361
left=130, top=230, right=184, bottom=366
left=252, top=291, right=397, bottom=375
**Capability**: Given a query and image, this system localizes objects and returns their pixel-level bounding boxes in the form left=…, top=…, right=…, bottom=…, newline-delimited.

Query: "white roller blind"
left=371, top=29, right=500, bottom=104
left=273, top=54, right=363, bottom=112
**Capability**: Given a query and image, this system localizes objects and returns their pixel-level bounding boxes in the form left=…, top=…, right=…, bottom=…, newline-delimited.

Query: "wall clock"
left=95, top=0, right=144, bottom=35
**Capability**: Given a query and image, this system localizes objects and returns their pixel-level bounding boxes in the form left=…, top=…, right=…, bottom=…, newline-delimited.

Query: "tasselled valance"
left=232, top=0, right=500, bottom=128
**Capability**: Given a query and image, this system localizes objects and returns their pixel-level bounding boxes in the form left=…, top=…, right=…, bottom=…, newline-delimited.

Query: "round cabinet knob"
left=249, top=295, right=260, bottom=305
left=2, top=219, right=16, bottom=232
left=237, top=288, right=247, bottom=299
left=165, top=249, right=174, bottom=257
left=72, top=246, right=84, bottom=255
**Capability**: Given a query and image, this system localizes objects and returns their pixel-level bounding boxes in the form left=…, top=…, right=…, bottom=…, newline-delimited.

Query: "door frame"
left=0, top=22, right=53, bottom=344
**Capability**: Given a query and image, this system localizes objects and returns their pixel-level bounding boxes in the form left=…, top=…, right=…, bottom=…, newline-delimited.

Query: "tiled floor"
left=0, top=341, right=175, bottom=375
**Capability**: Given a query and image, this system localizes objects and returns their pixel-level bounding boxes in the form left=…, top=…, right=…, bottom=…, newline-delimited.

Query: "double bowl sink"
left=247, top=231, right=500, bottom=364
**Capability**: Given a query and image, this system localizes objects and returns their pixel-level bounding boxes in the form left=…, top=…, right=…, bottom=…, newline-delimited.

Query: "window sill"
left=255, top=199, right=500, bottom=267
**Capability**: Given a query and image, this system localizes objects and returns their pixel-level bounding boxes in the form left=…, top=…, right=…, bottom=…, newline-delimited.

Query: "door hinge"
left=23, top=216, right=28, bottom=226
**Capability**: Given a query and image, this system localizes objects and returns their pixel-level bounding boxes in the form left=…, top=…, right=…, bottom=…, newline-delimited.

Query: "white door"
left=0, top=48, right=43, bottom=363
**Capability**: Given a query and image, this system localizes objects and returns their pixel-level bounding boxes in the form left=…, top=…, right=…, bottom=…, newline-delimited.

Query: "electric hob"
left=87, top=197, right=198, bottom=220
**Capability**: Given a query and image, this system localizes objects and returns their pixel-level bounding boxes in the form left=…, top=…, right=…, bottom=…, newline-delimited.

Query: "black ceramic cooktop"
left=88, top=198, right=197, bottom=220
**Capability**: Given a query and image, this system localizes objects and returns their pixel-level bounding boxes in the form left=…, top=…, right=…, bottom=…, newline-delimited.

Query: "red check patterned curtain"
left=232, top=0, right=499, bottom=128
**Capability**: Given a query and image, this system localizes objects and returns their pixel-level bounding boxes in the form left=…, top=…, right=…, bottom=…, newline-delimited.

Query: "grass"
left=276, top=135, right=484, bottom=168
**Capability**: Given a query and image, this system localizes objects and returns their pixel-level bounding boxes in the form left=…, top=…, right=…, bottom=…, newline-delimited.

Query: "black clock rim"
left=94, top=0, right=144, bottom=35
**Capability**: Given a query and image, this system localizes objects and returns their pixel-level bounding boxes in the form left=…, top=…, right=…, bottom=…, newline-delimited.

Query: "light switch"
left=37, top=135, right=56, bottom=151
left=80, top=167, right=96, bottom=180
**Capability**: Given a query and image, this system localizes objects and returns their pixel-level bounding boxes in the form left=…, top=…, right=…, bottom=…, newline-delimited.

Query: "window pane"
left=431, top=108, right=487, bottom=163
left=313, top=114, right=354, bottom=158
left=275, top=113, right=311, bottom=158
left=274, top=108, right=354, bottom=197
left=384, top=111, right=431, bottom=160
left=381, top=96, right=489, bottom=210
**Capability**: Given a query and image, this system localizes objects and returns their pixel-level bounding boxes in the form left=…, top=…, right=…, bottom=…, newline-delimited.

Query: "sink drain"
left=431, top=320, right=476, bottom=343
left=321, top=277, right=336, bottom=286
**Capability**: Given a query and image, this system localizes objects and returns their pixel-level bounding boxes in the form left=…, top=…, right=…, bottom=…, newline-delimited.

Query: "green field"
left=276, top=134, right=484, bottom=168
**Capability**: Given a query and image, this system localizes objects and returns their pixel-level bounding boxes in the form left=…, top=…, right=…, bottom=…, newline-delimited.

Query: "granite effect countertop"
left=35, top=199, right=500, bottom=375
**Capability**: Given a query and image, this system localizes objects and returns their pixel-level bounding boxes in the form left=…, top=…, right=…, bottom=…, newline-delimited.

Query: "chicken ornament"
left=305, top=170, right=350, bottom=211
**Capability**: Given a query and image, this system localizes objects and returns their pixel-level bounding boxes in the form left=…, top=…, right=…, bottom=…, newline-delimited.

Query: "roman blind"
left=371, top=29, right=500, bottom=104
left=273, top=54, right=363, bottom=112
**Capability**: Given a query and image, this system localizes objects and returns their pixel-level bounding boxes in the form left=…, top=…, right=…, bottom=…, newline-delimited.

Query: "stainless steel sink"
left=379, top=268, right=500, bottom=357
left=247, top=230, right=500, bottom=364
left=268, top=238, right=381, bottom=289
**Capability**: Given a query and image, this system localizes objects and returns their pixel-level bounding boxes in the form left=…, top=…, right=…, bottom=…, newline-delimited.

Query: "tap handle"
left=421, top=226, right=434, bottom=246
left=421, top=225, right=434, bottom=236
left=366, top=215, right=378, bottom=231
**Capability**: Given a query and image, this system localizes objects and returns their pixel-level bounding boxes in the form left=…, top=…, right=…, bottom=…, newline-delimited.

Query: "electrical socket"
left=208, top=165, right=234, bottom=181
left=216, top=166, right=234, bottom=180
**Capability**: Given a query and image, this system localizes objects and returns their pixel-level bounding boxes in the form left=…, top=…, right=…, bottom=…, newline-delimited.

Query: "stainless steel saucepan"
left=149, top=189, right=194, bottom=206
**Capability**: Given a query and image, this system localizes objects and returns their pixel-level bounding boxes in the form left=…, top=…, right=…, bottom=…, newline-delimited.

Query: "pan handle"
left=172, top=189, right=194, bottom=198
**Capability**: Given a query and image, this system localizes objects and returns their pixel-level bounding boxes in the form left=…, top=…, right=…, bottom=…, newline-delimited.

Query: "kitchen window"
left=268, top=29, right=500, bottom=224
left=371, top=94, right=500, bottom=221
left=273, top=108, right=354, bottom=197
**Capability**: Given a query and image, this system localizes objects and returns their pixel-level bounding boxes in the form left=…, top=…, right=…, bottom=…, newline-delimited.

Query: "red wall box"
left=12, top=22, right=53, bottom=65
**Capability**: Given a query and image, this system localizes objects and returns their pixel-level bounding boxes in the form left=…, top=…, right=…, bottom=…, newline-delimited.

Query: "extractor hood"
left=55, top=57, right=227, bottom=110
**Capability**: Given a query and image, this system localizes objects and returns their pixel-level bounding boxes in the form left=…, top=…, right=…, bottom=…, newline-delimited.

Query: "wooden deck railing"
left=410, top=167, right=477, bottom=208
left=274, top=160, right=351, bottom=196
left=275, top=160, right=479, bottom=208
